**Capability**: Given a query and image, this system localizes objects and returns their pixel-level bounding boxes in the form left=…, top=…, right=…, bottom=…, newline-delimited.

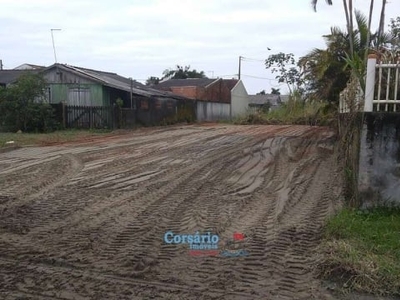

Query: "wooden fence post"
left=62, top=102, right=66, bottom=129
left=89, top=106, right=93, bottom=129
left=364, top=54, right=377, bottom=112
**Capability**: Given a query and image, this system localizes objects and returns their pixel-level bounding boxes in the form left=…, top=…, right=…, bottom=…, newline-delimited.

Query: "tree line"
left=265, top=1, right=399, bottom=102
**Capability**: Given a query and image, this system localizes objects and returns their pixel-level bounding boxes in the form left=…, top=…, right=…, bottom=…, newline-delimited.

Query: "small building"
left=14, top=63, right=45, bottom=70
left=41, top=64, right=194, bottom=127
left=155, top=78, right=231, bottom=103
left=0, top=69, right=41, bottom=88
left=248, top=94, right=282, bottom=112
left=41, top=63, right=181, bottom=107
left=154, top=78, right=249, bottom=121
left=1, top=63, right=193, bottom=127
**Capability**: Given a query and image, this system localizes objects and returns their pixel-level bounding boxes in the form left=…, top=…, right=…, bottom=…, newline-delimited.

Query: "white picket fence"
left=365, top=55, right=400, bottom=112
left=340, top=55, right=400, bottom=113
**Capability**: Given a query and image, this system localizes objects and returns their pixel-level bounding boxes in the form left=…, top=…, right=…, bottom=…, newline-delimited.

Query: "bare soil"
left=0, top=124, right=343, bottom=299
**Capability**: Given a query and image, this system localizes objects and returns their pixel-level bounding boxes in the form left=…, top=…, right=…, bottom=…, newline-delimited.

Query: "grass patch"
left=320, top=208, right=400, bottom=296
left=235, top=100, right=337, bottom=126
left=0, top=129, right=114, bottom=148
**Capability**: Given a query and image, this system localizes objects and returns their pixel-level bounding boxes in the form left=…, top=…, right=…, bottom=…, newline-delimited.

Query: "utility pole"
left=238, top=56, right=242, bottom=80
left=51, top=29, right=61, bottom=63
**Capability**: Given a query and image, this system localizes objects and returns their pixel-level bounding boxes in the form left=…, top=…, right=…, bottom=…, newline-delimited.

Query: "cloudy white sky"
left=1, top=0, right=399, bottom=94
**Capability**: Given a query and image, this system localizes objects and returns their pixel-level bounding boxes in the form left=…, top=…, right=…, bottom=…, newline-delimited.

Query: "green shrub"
left=0, top=73, right=59, bottom=132
left=235, top=99, right=336, bottom=127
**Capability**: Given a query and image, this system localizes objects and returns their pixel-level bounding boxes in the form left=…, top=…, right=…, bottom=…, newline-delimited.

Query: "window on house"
left=68, top=88, right=91, bottom=106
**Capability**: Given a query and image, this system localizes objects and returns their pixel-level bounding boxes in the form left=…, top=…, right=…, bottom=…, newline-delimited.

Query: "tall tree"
left=365, top=0, right=374, bottom=61
left=377, top=0, right=387, bottom=50
left=271, top=88, right=281, bottom=95
left=312, top=0, right=388, bottom=93
left=299, top=10, right=385, bottom=101
left=265, top=52, right=303, bottom=95
left=311, top=0, right=333, bottom=12
left=162, top=65, right=207, bottom=80
left=145, top=76, right=160, bottom=86
left=389, top=17, right=400, bottom=50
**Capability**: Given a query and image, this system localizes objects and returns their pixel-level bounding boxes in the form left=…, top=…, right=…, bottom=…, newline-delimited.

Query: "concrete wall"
left=196, top=101, right=231, bottom=122
left=358, top=113, right=400, bottom=207
left=231, top=80, right=249, bottom=117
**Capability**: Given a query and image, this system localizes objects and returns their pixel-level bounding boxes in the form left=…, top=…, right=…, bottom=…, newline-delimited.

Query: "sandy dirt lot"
left=0, top=124, right=343, bottom=299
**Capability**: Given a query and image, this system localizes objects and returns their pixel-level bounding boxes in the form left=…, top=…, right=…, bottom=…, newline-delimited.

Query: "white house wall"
left=196, top=101, right=231, bottom=121
left=231, top=80, right=249, bottom=118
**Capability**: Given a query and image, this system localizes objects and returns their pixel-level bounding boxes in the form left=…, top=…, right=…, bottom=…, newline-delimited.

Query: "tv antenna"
left=51, top=29, right=61, bottom=63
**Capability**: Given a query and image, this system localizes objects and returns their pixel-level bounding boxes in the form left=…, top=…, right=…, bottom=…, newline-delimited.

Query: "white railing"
left=365, top=55, right=400, bottom=112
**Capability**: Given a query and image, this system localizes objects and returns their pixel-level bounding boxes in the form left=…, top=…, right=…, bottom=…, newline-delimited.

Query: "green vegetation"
left=236, top=97, right=336, bottom=127
left=146, top=65, right=207, bottom=85
left=161, top=106, right=195, bottom=126
left=0, top=129, right=113, bottom=148
left=320, top=208, right=400, bottom=296
left=310, top=5, right=400, bottom=297
left=0, top=73, right=59, bottom=133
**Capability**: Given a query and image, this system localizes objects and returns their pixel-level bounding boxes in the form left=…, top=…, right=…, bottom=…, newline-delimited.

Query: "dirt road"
left=0, top=124, right=342, bottom=299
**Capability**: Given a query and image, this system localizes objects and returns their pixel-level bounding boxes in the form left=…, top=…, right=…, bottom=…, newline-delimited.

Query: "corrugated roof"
left=0, top=69, right=41, bottom=85
left=223, top=79, right=239, bottom=90
left=155, top=78, right=217, bottom=89
left=248, top=94, right=281, bottom=106
left=14, top=63, right=45, bottom=70
left=45, top=64, right=187, bottom=99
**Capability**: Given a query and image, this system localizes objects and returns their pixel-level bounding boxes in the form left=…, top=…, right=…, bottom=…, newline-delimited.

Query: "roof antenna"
left=51, top=29, right=61, bottom=63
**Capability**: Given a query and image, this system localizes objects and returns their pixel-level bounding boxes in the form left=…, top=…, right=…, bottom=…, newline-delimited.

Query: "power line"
left=241, top=57, right=266, bottom=63
left=241, top=74, right=275, bottom=80
left=219, top=74, right=239, bottom=78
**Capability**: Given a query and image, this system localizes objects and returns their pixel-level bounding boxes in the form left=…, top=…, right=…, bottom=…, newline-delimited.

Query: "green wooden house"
left=42, top=64, right=175, bottom=107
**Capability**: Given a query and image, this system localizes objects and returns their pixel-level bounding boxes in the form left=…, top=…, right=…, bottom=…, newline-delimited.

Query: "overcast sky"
left=1, top=0, right=399, bottom=94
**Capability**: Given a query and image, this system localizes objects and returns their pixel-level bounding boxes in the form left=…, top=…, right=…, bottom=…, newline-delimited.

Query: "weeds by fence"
left=235, top=99, right=336, bottom=127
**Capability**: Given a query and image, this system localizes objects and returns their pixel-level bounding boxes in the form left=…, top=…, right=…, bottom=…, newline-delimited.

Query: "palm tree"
left=300, top=27, right=351, bottom=102
left=300, top=10, right=386, bottom=101
left=377, top=0, right=387, bottom=50
left=312, top=1, right=390, bottom=57
left=365, top=0, right=374, bottom=61
left=311, top=0, right=333, bottom=12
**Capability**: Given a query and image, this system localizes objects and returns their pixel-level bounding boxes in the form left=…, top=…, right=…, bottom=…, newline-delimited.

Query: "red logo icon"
left=233, top=232, right=245, bottom=241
